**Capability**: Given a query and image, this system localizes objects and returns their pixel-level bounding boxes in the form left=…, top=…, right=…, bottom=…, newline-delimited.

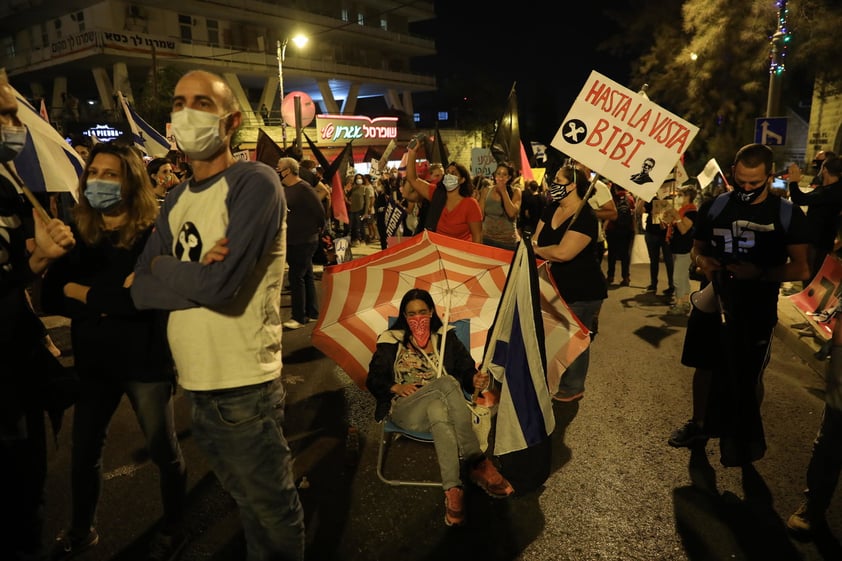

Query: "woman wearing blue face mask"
left=42, top=143, right=188, bottom=561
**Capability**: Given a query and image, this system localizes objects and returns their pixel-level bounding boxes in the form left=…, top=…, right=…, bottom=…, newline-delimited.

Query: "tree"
left=605, top=0, right=842, bottom=174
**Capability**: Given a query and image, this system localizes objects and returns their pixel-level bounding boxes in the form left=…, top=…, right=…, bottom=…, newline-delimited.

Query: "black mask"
left=732, top=183, right=765, bottom=204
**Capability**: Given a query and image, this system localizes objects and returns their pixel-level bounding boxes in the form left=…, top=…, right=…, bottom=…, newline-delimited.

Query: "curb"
left=775, top=296, right=827, bottom=377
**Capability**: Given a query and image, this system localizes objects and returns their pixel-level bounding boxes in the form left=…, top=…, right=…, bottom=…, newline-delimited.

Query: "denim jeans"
left=645, top=230, right=674, bottom=290
left=70, top=378, right=186, bottom=535
left=286, top=241, right=320, bottom=324
left=673, top=252, right=691, bottom=302
left=187, top=378, right=304, bottom=561
left=558, top=299, right=604, bottom=395
left=389, top=375, right=480, bottom=490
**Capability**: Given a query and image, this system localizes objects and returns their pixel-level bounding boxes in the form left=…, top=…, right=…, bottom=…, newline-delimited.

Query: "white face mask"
left=0, top=124, right=27, bottom=163
left=442, top=174, right=459, bottom=191
left=170, top=108, right=228, bottom=160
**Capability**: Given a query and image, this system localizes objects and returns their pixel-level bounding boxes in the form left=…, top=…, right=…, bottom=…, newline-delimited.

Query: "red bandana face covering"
left=407, top=315, right=431, bottom=348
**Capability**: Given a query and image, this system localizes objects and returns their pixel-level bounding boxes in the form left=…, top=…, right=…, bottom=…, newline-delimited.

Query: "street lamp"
left=276, top=34, right=309, bottom=149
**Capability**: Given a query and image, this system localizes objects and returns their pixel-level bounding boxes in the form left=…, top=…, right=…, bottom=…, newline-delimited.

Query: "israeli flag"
left=0, top=83, right=84, bottom=197
left=118, top=91, right=171, bottom=158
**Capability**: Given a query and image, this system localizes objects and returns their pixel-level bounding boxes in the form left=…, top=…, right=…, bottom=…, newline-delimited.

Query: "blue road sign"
left=755, top=117, right=788, bottom=145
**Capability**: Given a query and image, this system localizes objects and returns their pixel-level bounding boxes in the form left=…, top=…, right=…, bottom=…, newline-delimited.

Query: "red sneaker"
left=469, top=457, right=514, bottom=498
left=444, top=487, right=465, bottom=526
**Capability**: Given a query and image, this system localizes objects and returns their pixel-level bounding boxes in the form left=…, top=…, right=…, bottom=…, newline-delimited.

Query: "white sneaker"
left=283, top=319, right=307, bottom=330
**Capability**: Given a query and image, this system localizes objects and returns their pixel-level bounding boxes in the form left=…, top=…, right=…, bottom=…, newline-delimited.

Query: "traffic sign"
left=755, top=117, right=787, bottom=145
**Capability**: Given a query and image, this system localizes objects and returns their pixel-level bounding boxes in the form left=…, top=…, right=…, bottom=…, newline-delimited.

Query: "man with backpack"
left=671, top=144, right=811, bottom=468
left=604, top=182, right=636, bottom=286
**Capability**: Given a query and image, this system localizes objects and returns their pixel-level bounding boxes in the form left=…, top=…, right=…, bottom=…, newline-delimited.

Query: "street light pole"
left=276, top=38, right=288, bottom=150
left=766, top=1, right=789, bottom=118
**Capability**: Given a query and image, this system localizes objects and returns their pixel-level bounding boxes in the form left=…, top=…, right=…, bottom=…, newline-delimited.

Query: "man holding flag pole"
left=0, top=68, right=77, bottom=561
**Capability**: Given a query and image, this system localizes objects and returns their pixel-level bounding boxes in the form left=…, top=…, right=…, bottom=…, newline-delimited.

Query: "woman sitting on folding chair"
left=366, top=288, right=514, bottom=527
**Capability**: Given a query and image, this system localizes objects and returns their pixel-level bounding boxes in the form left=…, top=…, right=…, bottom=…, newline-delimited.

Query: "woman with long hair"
left=43, top=143, right=187, bottom=561
left=478, top=161, right=522, bottom=249
left=366, top=288, right=513, bottom=527
left=403, top=144, right=482, bottom=242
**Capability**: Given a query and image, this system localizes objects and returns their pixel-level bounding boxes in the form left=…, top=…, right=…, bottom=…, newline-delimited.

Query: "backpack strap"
left=707, top=192, right=731, bottom=221
left=708, top=190, right=792, bottom=232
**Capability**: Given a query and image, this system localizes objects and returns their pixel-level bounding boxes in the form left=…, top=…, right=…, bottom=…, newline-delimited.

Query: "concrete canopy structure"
left=0, top=0, right=436, bottom=131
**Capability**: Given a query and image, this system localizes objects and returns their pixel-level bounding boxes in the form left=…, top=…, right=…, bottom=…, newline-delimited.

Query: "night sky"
left=412, top=1, right=631, bottom=149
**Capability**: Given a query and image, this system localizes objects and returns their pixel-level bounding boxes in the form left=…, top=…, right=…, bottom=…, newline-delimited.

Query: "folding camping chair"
left=375, top=319, right=473, bottom=488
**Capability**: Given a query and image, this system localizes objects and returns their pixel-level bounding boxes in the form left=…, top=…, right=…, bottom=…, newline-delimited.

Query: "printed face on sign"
left=550, top=71, right=699, bottom=202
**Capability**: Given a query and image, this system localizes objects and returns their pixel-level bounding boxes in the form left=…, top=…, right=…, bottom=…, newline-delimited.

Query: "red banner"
left=788, top=254, right=842, bottom=339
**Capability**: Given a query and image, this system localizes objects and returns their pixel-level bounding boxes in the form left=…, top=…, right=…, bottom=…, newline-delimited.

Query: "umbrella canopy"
left=312, top=230, right=591, bottom=390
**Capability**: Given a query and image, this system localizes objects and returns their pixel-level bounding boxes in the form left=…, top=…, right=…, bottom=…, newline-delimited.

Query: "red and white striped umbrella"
left=312, top=230, right=590, bottom=389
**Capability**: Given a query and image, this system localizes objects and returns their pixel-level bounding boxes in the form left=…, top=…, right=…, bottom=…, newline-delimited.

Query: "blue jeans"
left=286, top=241, right=319, bottom=324
left=558, top=299, right=604, bottom=395
left=389, top=375, right=481, bottom=490
left=645, top=230, right=674, bottom=290
left=187, top=378, right=304, bottom=561
left=70, top=378, right=186, bottom=534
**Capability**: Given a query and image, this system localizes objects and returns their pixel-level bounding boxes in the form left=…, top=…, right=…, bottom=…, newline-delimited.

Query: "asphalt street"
left=40, top=243, right=842, bottom=561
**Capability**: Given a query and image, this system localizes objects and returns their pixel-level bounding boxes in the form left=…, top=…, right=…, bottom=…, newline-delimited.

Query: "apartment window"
left=341, top=8, right=349, bottom=22
left=208, top=19, right=219, bottom=47
left=437, top=111, right=449, bottom=122
left=413, top=112, right=420, bottom=124
left=41, top=23, right=48, bottom=46
left=179, top=14, right=192, bottom=44
left=75, top=12, right=85, bottom=32
left=2, top=36, right=16, bottom=59
left=380, top=17, right=388, bottom=31
left=357, top=12, right=365, bottom=26
left=54, top=18, right=62, bottom=39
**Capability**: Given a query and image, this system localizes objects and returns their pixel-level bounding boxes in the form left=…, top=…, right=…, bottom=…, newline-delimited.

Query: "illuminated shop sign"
left=315, top=114, right=398, bottom=146
left=84, top=124, right=122, bottom=141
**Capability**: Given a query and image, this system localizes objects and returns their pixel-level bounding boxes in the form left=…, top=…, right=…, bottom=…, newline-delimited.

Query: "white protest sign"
left=471, top=147, right=496, bottom=179
left=551, top=71, right=699, bottom=201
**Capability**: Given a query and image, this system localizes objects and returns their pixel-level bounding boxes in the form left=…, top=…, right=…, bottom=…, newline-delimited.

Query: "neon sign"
left=84, top=124, right=122, bottom=141
left=316, top=114, right=398, bottom=146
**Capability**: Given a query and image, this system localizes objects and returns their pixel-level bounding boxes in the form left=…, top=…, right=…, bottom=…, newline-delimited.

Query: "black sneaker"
left=645, top=285, right=657, bottom=293
left=52, top=527, right=99, bottom=560
left=147, top=531, right=187, bottom=561
left=668, top=420, right=708, bottom=448
left=663, top=286, right=675, bottom=296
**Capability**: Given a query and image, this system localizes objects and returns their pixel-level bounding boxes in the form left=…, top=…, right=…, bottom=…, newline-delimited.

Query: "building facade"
left=0, top=0, right=436, bottom=143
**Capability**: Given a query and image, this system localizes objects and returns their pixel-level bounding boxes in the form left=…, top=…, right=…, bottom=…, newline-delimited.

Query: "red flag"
left=519, top=141, right=534, bottom=181
left=39, top=98, right=49, bottom=122
left=301, top=133, right=350, bottom=224
left=331, top=173, right=349, bottom=224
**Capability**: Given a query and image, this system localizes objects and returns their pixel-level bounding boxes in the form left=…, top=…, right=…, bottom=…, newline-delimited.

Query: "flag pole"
left=2, top=161, right=51, bottom=221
